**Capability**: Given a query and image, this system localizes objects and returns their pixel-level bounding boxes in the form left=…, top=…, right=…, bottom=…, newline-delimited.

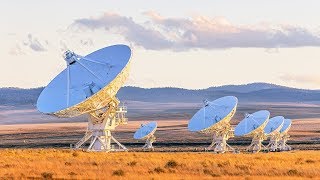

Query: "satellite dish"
left=37, top=44, right=132, bottom=152
left=279, top=119, right=292, bottom=151
left=264, top=116, right=284, bottom=135
left=188, top=96, right=238, bottom=153
left=280, top=119, right=292, bottom=134
left=134, top=121, right=157, bottom=150
left=234, top=110, right=270, bottom=153
left=264, top=116, right=284, bottom=151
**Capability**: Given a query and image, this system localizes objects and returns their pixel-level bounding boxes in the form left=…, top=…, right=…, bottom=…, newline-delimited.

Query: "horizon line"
left=0, top=82, right=319, bottom=91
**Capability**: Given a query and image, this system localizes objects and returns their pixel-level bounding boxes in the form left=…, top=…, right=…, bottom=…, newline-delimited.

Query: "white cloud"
left=73, top=12, right=172, bottom=50
left=24, top=33, right=48, bottom=52
left=72, top=12, right=320, bottom=51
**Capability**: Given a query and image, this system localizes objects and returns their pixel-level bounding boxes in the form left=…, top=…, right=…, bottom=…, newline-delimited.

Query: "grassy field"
left=0, top=149, right=319, bottom=179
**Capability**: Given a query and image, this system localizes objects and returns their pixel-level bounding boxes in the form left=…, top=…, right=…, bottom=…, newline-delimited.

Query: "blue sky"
left=1, top=0, right=320, bottom=89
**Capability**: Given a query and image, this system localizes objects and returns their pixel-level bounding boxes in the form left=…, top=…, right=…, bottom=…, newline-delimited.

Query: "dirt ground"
left=0, top=118, right=319, bottom=150
left=0, top=103, right=319, bottom=150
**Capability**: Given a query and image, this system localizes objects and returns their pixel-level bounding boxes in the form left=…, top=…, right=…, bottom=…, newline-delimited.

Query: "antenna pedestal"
left=204, top=124, right=235, bottom=153
left=74, top=99, right=128, bottom=152
left=206, top=133, right=234, bottom=153
left=246, top=133, right=266, bottom=153
left=279, top=134, right=291, bottom=151
left=143, top=135, right=156, bottom=150
left=266, top=134, right=281, bottom=152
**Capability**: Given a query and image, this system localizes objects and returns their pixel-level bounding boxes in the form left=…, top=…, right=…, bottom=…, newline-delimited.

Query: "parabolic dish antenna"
left=279, top=119, right=292, bottom=151
left=264, top=116, right=284, bottom=135
left=264, top=116, right=284, bottom=151
left=134, top=121, right=157, bottom=150
left=234, top=110, right=270, bottom=153
left=188, top=96, right=238, bottom=153
left=280, top=119, right=292, bottom=134
left=37, top=44, right=132, bottom=152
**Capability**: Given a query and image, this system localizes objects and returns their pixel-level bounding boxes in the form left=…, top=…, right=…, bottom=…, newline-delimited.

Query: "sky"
left=0, top=0, right=320, bottom=89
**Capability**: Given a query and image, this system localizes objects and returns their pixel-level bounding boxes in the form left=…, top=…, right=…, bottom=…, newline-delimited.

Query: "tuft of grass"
left=112, top=169, right=125, bottom=176
left=3, top=164, right=13, bottom=168
left=72, top=151, right=79, bottom=157
left=165, top=160, right=178, bottom=168
left=235, top=164, right=250, bottom=171
left=201, top=161, right=208, bottom=168
left=217, top=161, right=231, bottom=168
left=305, top=159, right=315, bottom=164
left=203, top=169, right=220, bottom=177
left=127, top=161, right=137, bottom=166
left=287, top=169, right=299, bottom=176
left=68, top=172, right=77, bottom=176
left=41, top=172, right=53, bottom=179
left=154, top=167, right=165, bottom=173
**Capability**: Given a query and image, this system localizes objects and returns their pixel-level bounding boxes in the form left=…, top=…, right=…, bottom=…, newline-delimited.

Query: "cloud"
left=280, top=74, right=320, bottom=86
left=72, top=12, right=320, bottom=51
left=23, top=34, right=47, bottom=52
left=9, top=44, right=25, bottom=56
left=73, top=12, right=172, bottom=50
left=80, top=38, right=94, bottom=46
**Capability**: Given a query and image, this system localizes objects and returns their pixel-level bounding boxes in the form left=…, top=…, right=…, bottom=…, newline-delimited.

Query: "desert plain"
left=0, top=101, right=319, bottom=179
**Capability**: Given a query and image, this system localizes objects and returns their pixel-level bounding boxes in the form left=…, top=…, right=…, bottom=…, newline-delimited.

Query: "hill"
left=0, top=83, right=319, bottom=106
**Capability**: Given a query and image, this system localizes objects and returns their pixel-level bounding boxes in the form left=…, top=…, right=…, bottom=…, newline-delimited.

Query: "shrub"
left=112, top=169, right=125, bottom=176
left=154, top=167, right=165, bottom=173
left=41, top=172, right=53, bottom=179
left=305, top=159, right=315, bottom=164
left=165, top=160, right=178, bottom=168
left=287, top=169, right=299, bottom=176
left=127, top=161, right=137, bottom=166
left=72, top=152, right=79, bottom=157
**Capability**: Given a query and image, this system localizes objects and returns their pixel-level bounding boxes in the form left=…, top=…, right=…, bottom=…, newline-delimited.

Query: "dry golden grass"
left=0, top=149, right=319, bottom=179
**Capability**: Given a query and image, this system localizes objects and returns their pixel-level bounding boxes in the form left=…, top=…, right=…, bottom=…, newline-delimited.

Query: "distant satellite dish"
left=188, top=96, right=238, bottom=153
left=134, top=121, right=157, bottom=150
left=279, top=119, right=292, bottom=151
left=37, top=44, right=132, bottom=152
left=234, top=110, right=270, bottom=153
left=264, top=116, right=284, bottom=135
left=264, top=116, right=284, bottom=151
left=280, top=119, right=292, bottom=134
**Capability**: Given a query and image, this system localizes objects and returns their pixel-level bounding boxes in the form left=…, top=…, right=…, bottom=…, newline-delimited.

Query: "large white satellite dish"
left=234, top=110, right=270, bottom=153
left=133, top=121, right=157, bottom=150
left=264, top=116, right=284, bottom=151
left=37, top=44, right=132, bottom=152
left=188, top=96, right=238, bottom=153
left=279, top=119, right=292, bottom=151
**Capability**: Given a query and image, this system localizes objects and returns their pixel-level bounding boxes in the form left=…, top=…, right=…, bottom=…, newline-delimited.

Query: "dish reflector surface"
left=134, top=121, right=157, bottom=140
left=188, top=96, right=238, bottom=132
left=279, top=119, right=292, bottom=133
left=234, top=110, right=270, bottom=136
left=37, top=45, right=131, bottom=114
left=264, top=116, right=284, bottom=135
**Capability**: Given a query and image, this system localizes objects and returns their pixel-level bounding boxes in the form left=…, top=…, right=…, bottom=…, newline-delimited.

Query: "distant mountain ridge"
left=0, top=83, right=319, bottom=106
left=207, top=82, right=289, bottom=93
